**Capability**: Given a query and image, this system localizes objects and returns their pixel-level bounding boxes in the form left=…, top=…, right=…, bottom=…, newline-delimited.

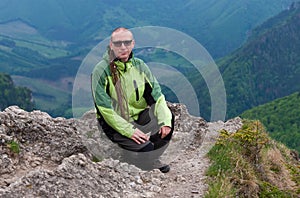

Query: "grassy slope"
left=205, top=119, right=300, bottom=197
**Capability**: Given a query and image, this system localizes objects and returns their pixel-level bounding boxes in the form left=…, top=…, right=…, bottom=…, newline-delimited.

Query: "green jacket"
left=91, top=49, right=172, bottom=138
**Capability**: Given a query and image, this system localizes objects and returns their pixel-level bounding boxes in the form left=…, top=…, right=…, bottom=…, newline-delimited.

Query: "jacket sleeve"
left=141, top=62, right=172, bottom=127
left=91, top=64, right=135, bottom=138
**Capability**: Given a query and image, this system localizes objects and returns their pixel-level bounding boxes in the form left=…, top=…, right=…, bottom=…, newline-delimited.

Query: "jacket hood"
left=102, top=46, right=111, bottom=63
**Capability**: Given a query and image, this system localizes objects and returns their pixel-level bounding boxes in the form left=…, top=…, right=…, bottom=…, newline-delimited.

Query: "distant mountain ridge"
left=0, top=0, right=295, bottom=58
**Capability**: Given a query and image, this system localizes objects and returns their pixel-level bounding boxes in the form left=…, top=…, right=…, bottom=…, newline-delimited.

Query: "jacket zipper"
left=133, top=80, right=139, bottom=101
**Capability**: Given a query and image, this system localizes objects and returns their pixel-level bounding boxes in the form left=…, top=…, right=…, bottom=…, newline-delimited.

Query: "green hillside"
left=217, top=2, right=300, bottom=119
left=241, top=92, right=300, bottom=153
left=0, top=35, right=77, bottom=76
left=11, top=75, right=72, bottom=118
left=0, top=73, right=34, bottom=111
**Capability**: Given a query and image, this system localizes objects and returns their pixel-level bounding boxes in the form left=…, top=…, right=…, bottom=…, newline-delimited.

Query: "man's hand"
left=159, top=126, right=171, bottom=139
left=131, top=129, right=149, bottom=144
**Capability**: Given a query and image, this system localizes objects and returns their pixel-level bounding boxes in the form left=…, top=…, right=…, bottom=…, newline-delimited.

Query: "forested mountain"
left=0, top=72, right=34, bottom=111
left=217, top=2, right=300, bottom=119
left=241, top=92, right=300, bottom=153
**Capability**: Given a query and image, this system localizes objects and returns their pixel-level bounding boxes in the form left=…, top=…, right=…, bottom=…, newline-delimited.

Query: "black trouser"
left=97, top=107, right=174, bottom=152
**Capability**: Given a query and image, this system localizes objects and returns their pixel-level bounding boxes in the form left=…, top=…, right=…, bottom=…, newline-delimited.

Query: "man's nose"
left=120, top=43, right=126, bottom=48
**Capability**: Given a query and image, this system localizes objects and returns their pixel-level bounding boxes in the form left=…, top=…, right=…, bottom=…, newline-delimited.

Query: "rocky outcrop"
left=0, top=103, right=212, bottom=197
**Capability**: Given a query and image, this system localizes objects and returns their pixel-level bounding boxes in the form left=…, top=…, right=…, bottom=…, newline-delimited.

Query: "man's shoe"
left=152, top=160, right=170, bottom=173
left=158, top=164, right=170, bottom=173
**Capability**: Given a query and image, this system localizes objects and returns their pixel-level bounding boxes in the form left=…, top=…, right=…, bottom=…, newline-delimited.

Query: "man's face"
left=110, top=30, right=135, bottom=62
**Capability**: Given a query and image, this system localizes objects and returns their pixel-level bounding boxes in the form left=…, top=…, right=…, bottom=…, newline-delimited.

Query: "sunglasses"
left=112, top=40, right=133, bottom=47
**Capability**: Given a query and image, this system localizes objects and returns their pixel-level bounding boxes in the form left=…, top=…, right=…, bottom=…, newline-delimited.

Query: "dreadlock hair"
left=109, top=48, right=129, bottom=120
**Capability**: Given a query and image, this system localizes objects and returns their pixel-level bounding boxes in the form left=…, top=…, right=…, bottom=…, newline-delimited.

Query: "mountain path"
left=155, top=121, right=226, bottom=198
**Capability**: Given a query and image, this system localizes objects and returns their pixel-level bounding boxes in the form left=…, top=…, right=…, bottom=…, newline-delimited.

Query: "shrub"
left=7, top=140, right=20, bottom=154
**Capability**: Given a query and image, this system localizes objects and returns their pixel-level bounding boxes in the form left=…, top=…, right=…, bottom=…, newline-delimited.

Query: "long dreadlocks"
left=109, top=49, right=129, bottom=120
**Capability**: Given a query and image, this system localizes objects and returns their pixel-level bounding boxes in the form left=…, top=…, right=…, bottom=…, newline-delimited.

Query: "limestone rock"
left=0, top=104, right=240, bottom=197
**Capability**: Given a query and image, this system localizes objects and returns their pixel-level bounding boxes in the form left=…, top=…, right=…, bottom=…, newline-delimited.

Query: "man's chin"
left=118, top=55, right=129, bottom=61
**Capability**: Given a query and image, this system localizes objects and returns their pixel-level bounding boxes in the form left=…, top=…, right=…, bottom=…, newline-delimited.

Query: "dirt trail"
left=156, top=119, right=242, bottom=198
left=155, top=122, right=221, bottom=197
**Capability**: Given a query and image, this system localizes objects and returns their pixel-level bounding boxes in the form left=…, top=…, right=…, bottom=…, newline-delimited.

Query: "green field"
left=12, top=75, right=71, bottom=117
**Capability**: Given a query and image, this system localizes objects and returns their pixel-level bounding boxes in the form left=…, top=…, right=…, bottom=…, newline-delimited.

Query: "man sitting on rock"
left=91, top=27, right=174, bottom=173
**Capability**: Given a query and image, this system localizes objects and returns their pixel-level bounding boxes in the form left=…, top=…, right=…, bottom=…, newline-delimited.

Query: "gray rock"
left=0, top=103, right=217, bottom=197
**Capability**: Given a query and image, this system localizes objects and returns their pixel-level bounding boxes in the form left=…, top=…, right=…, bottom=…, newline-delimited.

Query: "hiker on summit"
left=91, top=27, right=174, bottom=173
